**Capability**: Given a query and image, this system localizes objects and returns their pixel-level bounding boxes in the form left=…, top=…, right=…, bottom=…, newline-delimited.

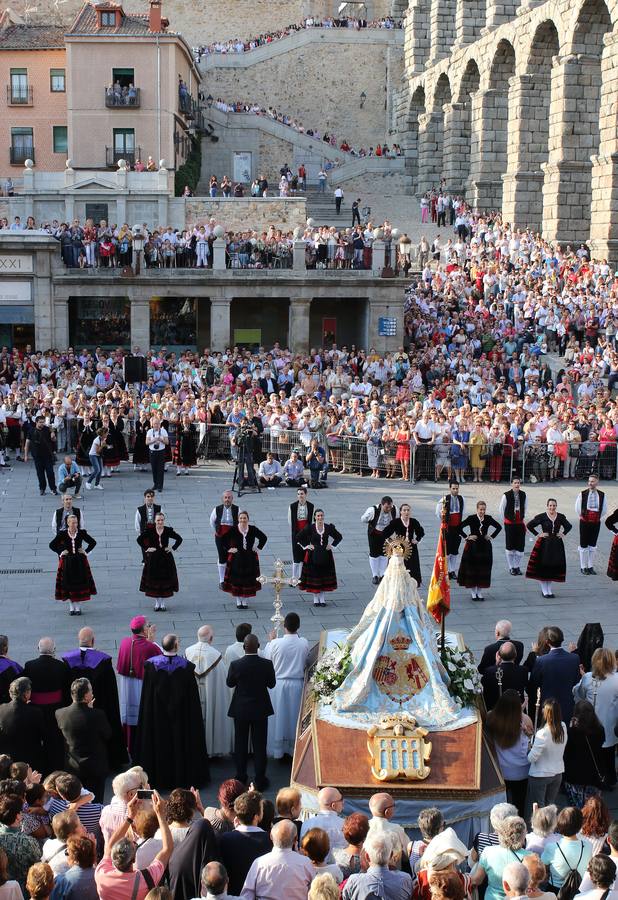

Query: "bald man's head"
left=318, top=786, right=344, bottom=812
left=499, top=641, right=517, bottom=663
left=271, top=818, right=297, bottom=849
left=38, top=637, right=55, bottom=655
left=198, top=625, right=214, bottom=644
left=369, top=792, right=395, bottom=819
left=78, top=627, right=95, bottom=648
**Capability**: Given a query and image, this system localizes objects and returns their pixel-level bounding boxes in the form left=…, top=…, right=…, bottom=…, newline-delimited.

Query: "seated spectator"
left=0, top=794, right=41, bottom=894
left=258, top=451, right=283, bottom=487
left=49, top=835, right=97, bottom=899
left=541, top=807, right=592, bottom=890
left=283, top=450, right=307, bottom=487
left=94, top=791, right=171, bottom=900
left=301, top=828, right=342, bottom=883
left=333, top=813, right=369, bottom=880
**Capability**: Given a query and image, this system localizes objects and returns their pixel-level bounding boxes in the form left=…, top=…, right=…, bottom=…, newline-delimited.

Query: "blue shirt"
left=51, top=866, right=98, bottom=900
left=342, top=865, right=412, bottom=900
left=58, top=460, right=79, bottom=482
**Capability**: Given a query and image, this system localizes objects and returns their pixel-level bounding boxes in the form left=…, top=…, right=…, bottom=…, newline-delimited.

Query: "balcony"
left=7, top=85, right=33, bottom=106
left=178, top=93, right=195, bottom=118
left=105, top=146, right=141, bottom=168
left=10, top=146, right=34, bottom=165
left=105, top=87, right=141, bottom=109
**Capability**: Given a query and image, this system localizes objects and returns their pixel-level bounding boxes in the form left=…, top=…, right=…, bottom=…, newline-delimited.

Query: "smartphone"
left=136, top=789, right=154, bottom=800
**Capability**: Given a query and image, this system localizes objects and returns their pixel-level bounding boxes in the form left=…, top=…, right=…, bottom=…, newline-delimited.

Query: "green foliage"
left=175, top=138, right=202, bottom=196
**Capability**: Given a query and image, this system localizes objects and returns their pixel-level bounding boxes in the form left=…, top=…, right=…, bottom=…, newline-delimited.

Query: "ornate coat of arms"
left=367, top=713, right=432, bottom=781
left=372, top=633, right=429, bottom=704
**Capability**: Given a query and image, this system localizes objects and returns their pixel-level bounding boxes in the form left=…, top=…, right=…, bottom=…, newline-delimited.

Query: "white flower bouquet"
left=311, top=642, right=352, bottom=705
left=441, top=645, right=482, bottom=708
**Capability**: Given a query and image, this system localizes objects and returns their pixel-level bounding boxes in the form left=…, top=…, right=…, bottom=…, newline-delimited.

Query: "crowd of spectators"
left=193, top=15, right=401, bottom=60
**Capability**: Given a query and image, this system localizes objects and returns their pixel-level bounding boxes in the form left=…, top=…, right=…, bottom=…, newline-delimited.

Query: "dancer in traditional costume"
left=457, top=501, right=502, bottom=601
left=175, top=416, right=198, bottom=475
left=499, top=477, right=527, bottom=575
left=526, top=498, right=572, bottom=598
left=382, top=502, right=425, bottom=585
left=605, top=507, right=618, bottom=581
left=101, top=413, right=120, bottom=476
left=297, top=509, right=342, bottom=606
left=132, top=412, right=150, bottom=471
left=435, top=481, right=465, bottom=577
left=222, top=511, right=268, bottom=609
left=361, top=496, right=396, bottom=584
left=575, top=474, right=607, bottom=575
left=136, top=512, right=182, bottom=611
left=49, top=514, right=97, bottom=615
left=109, top=409, right=128, bottom=468
left=289, top=486, right=315, bottom=581
left=76, top=416, right=96, bottom=476
left=209, top=490, right=239, bottom=588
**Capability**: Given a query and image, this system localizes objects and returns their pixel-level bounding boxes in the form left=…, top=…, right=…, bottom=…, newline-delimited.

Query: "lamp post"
left=132, top=227, right=144, bottom=275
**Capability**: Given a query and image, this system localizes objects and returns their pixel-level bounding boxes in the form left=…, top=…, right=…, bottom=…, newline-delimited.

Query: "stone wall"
left=185, top=197, right=306, bottom=231
left=205, top=42, right=392, bottom=150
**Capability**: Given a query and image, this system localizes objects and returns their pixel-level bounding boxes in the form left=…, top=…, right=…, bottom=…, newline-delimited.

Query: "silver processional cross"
left=257, top=559, right=300, bottom=636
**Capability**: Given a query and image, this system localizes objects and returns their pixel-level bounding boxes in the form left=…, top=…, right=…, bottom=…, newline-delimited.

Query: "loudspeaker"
left=124, top=355, right=147, bottom=383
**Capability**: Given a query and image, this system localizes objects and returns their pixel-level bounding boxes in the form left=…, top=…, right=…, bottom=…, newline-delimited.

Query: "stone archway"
left=441, top=59, right=480, bottom=195
left=417, top=74, right=451, bottom=194
left=503, top=19, right=560, bottom=231
left=468, top=39, right=516, bottom=210
left=543, top=0, right=612, bottom=245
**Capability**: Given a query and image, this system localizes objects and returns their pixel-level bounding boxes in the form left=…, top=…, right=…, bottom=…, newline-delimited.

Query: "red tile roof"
left=67, top=1, right=176, bottom=35
left=0, top=23, right=66, bottom=49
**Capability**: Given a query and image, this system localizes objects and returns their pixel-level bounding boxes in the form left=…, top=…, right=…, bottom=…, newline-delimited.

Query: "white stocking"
left=589, top=546, right=597, bottom=569
left=292, top=562, right=302, bottom=581
left=506, top=550, right=515, bottom=569
left=447, top=554, right=458, bottom=573
left=512, top=551, right=523, bottom=570
left=217, top=563, right=227, bottom=582
left=541, top=581, right=551, bottom=596
left=578, top=547, right=588, bottom=570
left=369, top=556, right=381, bottom=577
left=74, top=602, right=80, bottom=614
left=470, top=587, right=479, bottom=599
left=68, top=600, right=75, bottom=612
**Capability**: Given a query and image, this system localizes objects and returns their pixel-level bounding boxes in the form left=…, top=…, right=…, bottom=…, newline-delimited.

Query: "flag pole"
left=440, top=495, right=447, bottom=662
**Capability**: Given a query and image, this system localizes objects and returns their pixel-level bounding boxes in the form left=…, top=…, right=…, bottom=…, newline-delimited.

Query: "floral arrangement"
left=311, top=642, right=353, bottom=704
left=441, top=645, right=483, bottom=708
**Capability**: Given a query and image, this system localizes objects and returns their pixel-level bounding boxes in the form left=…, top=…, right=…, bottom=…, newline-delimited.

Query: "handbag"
left=585, top=734, right=610, bottom=789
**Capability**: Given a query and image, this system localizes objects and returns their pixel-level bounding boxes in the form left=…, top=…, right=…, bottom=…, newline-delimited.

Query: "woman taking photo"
left=563, top=699, right=605, bottom=807
left=526, top=698, right=567, bottom=819
left=296, top=510, right=342, bottom=607
left=49, top=514, right=97, bottom=616
left=573, top=647, right=618, bottom=787
left=137, top=512, right=182, bottom=612
left=486, top=690, right=532, bottom=818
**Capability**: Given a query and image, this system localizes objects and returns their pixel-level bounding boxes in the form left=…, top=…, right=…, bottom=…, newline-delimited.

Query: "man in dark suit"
left=477, top=619, right=524, bottom=674
left=0, top=676, right=45, bottom=772
left=219, top=791, right=272, bottom=895
left=529, top=625, right=580, bottom=719
left=226, top=634, right=276, bottom=790
left=24, top=637, right=70, bottom=772
left=55, top=676, right=111, bottom=802
left=481, top=642, right=529, bottom=710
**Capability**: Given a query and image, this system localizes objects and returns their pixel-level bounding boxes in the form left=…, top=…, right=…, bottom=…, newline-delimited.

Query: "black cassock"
left=134, top=654, right=209, bottom=789
left=457, top=514, right=502, bottom=588
left=526, top=512, right=572, bottom=582
left=62, top=648, right=128, bottom=770
left=382, top=517, right=425, bottom=585
left=0, top=658, right=23, bottom=705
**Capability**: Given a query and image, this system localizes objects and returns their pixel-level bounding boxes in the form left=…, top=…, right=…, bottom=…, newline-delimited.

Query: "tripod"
left=232, top=442, right=261, bottom=497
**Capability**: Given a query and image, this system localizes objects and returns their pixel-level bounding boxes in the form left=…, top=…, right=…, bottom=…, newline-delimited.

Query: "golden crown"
left=389, top=633, right=412, bottom=651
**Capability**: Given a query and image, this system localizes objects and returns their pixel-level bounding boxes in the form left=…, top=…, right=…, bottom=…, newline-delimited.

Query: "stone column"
left=53, top=299, right=69, bottom=349
left=485, top=0, right=519, bottom=28
left=442, top=102, right=470, bottom=193
left=367, top=292, right=401, bottom=352
left=454, top=0, right=484, bottom=47
left=116, top=196, right=127, bottom=225
left=467, top=88, right=509, bottom=210
left=64, top=196, right=75, bottom=224
left=404, top=0, right=431, bottom=74
left=429, top=0, right=456, bottom=65
left=288, top=298, right=311, bottom=353
left=372, top=240, right=386, bottom=274
left=210, top=297, right=231, bottom=350
left=590, top=34, right=618, bottom=264
left=33, top=249, right=53, bottom=349
left=502, top=74, right=546, bottom=231
left=130, top=294, right=150, bottom=351
left=417, top=112, right=442, bottom=196
left=293, top=240, right=306, bottom=271
left=212, top=238, right=227, bottom=271
left=542, top=54, right=601, bottom=246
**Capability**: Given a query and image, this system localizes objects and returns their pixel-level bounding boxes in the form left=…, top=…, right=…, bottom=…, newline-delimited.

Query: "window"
left=113, top=128, right=135, bottom=155
left=9, top=68, right=28, bottom=104
left=69, top=297, right=130, bottom=347
left=53, top=126, right=67, bottom=154
left=101, top=11, right=116, bottom=25
left=50, top=68, right=65, bottom=92
left=112, top=67, right=134, bottom=88
left=10, top=127, right=33, bottom=164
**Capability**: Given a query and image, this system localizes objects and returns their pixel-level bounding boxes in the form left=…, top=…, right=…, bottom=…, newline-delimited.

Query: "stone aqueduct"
left=392, top=0, right=618, bottom=260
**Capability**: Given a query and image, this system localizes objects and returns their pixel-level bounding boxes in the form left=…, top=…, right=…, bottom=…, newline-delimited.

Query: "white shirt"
left=300, top=810, right=346, bottom=850
left=135, top=503, right=157, bottom=533
left=264, top=633, right=309, bottom=680
left=361, top=506, right=392, bottom=530
left=210, top=505, right=234, bottom=531
left=240, top=847, right=314, bottom=900
left=224, top=641, right=245, bottom=666
left=52, top=507, right=84, bottom=535
left=575, top=490, right=608, bottom=517
left=527, top=722, right=567, bottom=777
left=146, top=427, right=168, bottom=452
left=367, top=816, right=409, bottom=857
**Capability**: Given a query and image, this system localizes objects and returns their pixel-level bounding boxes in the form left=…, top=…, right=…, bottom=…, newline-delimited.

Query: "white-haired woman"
left=99, top=766, right=149, bottom=843
left=470, top=816, right=532, bottom=900
left=526, top=805, right=559, bottom=854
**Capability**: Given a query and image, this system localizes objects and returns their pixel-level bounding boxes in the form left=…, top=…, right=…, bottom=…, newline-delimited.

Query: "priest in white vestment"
left=185, top=625, right=232, bottom=756
left=263, top=612, right=309, bottom=758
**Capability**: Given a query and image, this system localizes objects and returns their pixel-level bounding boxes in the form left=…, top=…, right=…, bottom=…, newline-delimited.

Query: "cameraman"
left=306, top=437, right=328, bottom=488
left=231, top=417, right=258, bottom=487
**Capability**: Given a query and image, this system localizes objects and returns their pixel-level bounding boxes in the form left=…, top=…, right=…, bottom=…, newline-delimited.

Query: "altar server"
left=263, top=613, right=309, bottom=759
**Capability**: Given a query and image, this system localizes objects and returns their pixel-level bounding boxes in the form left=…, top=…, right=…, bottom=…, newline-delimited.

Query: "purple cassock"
left=133, top=654, right=210, bottom=790
left=0, top=658, right=23, bottom=705
left=63, top=647, right=128, bottom=769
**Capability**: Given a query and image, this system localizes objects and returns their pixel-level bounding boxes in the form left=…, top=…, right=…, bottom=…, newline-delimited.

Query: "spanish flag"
left=427, top=524, right=451, bottom=624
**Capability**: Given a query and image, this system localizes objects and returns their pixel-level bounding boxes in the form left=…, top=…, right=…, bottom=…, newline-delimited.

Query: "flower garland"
left=311, top=642, right=352, bottom=705
left=441, top=645, right=482, bottom=708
